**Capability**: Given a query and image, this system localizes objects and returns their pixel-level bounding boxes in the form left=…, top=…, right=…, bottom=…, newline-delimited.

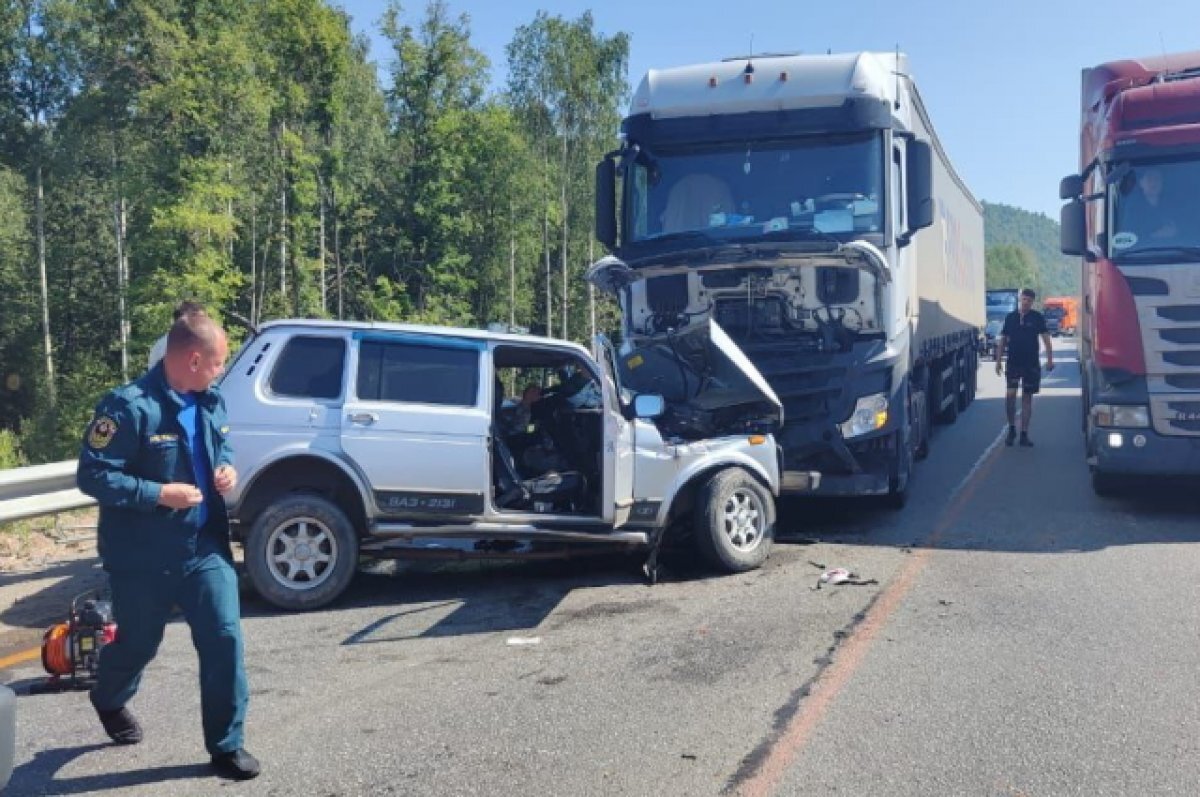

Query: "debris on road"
left=811, top=567, right=879, bottom=590
left=505, top=636, right=542, bottom=647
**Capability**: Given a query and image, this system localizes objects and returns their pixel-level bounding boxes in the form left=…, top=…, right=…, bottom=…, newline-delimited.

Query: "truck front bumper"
left=1090, top=427, right=1200, bottom=476
left=781, top=469, right=890, bottom=496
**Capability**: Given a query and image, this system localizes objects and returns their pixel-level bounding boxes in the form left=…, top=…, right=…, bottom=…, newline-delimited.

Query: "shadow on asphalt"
left=244, top=547, right=751, bottom=643
left=5, top=743, right=212, bottom=795
left=0, top=558, right=107, bottom=634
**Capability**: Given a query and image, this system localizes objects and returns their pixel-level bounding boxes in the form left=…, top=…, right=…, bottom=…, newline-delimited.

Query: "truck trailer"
left=1060, top=50, right=1200, bottom=496
left=593, top=51, right=984, bottom=505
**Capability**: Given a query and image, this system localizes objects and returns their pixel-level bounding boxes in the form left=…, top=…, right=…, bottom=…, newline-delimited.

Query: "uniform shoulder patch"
left=87, top=416, right=119, bottom=450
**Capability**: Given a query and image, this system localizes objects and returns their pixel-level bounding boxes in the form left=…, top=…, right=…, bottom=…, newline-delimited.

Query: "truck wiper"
left=753, top=226, right=844, bottom=249
left=1116, top=245, right=1200, bottom=263
left=639, top=230, right=724, bottom=247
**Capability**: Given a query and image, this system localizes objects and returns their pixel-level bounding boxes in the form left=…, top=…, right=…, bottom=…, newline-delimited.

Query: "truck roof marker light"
left=748, top=435, right=767, bottom=445
left=779, top=71, right=788, bottom=82
left=709, top=76, right=718, bottom=88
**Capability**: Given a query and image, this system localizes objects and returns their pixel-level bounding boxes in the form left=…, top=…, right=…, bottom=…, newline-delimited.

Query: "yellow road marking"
left=0, top=646, right=40, bottom=670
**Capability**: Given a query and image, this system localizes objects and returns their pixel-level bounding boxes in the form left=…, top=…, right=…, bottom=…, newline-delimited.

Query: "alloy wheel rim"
left=266, top=516, right=337, bottom=591
left=722, top=489, right=764, bottom=551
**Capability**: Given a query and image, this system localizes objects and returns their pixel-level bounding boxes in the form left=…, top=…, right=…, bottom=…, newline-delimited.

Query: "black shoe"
left=1019, top=433, right=1033, bottom=447
left=1005, top=426, right=1017, bottom=446
left=211, top=748, right=261, bottom=781
left=96, top=706, right=143, bottom=745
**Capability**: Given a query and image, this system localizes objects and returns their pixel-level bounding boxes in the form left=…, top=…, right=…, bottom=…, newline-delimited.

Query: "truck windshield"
left=625, top=133, right=884, bottom=245
left=1110, top=158, right=1200, bottom=263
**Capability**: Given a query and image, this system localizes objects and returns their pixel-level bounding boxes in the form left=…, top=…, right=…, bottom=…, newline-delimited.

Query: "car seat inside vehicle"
left=491, top=345, right=603, bottom=515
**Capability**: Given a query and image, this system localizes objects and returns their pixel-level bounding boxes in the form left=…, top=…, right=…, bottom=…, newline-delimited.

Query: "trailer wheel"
left=938, top=356, right=959, bottom=425
left=914, top=375, right=931, bottom=460
left=957, top=352, right=972, bottom=412
left=694, top=469, right=775, bottom=573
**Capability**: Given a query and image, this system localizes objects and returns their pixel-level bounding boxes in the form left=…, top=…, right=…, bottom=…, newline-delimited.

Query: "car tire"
left=245, top=494, right=359, bottom=611
left=694, top=469, right=774, bottom=573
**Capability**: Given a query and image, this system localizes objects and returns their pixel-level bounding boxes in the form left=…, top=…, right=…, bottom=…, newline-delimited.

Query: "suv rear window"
left=357, top=340, right=479, bottom=406
left=269, top=335, right=347, bottom=399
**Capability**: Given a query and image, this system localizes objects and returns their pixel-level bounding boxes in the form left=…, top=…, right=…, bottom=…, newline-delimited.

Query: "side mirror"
left=1059, top=174, right=1083, bottom=200
left=633, top=394, right=665, bottom=419
left=595, top=158, right=617, bottom=249
left=1060, top=200, right=1086, bottom=256
left=905, top=140, right=934, bottom=234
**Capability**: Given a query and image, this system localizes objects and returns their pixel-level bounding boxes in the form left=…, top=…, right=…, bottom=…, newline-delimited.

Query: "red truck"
left=1060, top=51, right=1200, bottom=496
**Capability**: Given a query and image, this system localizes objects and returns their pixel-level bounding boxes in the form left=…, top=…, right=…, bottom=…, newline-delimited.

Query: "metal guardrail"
left=0, top=460, right=95, bottom=525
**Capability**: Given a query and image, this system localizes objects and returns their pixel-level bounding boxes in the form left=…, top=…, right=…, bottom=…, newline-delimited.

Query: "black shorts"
left=1005, top=363, right=1041, bottom=394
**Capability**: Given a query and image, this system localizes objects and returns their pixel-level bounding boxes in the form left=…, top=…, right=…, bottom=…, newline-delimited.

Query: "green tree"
left=986, top=244, right=1039, bottom=294
left=506, top=11, right=629, bottom=340
left=0, top=166, right=34, bottom=434
left=379, top=0, right=488, bottom=326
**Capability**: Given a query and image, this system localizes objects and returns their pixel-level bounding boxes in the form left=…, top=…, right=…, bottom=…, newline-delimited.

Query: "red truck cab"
left=1060, top=51, right=1200, bottom=495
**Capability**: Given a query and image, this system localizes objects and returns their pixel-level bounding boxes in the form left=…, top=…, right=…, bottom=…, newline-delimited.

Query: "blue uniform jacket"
left=77, top=364, right=235, bottom=573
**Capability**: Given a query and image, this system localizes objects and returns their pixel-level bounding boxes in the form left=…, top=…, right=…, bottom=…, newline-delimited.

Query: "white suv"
left=220, top=320, right=782, bottom=610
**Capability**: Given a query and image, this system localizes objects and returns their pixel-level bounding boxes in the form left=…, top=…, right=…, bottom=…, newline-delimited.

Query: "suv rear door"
left=341, top=332, right=490, bottom=518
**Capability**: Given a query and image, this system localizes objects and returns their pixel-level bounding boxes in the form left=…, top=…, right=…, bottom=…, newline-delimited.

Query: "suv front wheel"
left=245, top=494, right=359, bottom=611
left=694, top=468, right=775, bottom=572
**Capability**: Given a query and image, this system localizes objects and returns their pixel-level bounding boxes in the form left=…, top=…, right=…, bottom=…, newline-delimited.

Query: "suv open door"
left=593, top=333, right=636, bottom=526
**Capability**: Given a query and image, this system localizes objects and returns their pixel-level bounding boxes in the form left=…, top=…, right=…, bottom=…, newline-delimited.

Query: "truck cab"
left=1060, top=51, right=1200, bottom=495
left=594, top=51, right=984, bottom=505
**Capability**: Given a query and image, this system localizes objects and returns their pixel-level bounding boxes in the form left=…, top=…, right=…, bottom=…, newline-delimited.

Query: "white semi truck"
left=592, top=51, right=984, bottom=505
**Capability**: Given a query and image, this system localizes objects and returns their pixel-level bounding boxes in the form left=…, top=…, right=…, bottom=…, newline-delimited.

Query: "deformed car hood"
left=618, top=319, right=784, bottom=439
left=588, top=256, right=783, bottom=439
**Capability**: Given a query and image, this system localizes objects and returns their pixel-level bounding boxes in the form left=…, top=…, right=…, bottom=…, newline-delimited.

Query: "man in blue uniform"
left=77, top=313, right=259, bottom=781
left=995, top=288, right=1055, bottom=447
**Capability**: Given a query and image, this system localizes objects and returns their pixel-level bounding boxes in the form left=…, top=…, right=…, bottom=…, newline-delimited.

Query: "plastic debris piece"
left=812, top=567, right=879, bottom=590
left=506, top=636, right=542, bottom=647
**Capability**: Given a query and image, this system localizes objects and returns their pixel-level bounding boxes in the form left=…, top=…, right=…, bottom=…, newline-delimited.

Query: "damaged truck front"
left=594, top=51, right=985, bottom=505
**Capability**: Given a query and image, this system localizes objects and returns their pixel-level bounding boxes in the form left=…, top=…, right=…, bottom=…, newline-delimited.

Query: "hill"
left=983, top=201, right=1079, bottom=297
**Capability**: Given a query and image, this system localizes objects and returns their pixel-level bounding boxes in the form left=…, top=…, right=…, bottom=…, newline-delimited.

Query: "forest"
left=0, top=0, right=629, bottom=465
left=0, top=3, right=1076, bottom=468
left=983, top=200, right=1079, bottom=298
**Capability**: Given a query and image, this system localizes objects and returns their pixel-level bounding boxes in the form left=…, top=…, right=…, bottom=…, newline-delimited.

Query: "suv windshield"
left=625, top=133, right=884, bottom=245
left=1109, top=158, right=1200, bottom=263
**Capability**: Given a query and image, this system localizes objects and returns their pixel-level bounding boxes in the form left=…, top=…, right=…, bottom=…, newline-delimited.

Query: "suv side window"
left=357, top=339, right=479, bottom=406
left=269, top=335, right=347, bottom=399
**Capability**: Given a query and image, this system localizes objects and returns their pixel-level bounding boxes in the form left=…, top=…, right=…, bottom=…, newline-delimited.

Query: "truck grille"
left=735, top=345, right=847, bottom=425
left=1129, top=265, right=1200, bottom=436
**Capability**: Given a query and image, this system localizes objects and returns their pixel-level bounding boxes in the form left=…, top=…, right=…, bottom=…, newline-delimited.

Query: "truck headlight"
left=840, top=393, right=889, bottom=438
left=1092, top=404, right=1150, bottom=428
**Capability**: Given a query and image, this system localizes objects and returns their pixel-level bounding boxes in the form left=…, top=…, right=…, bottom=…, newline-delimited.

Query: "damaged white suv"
left=220, top=318, right=783, bottom=610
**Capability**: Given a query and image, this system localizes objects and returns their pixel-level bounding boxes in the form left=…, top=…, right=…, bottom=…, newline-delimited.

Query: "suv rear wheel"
left=694, top=468, right=774, bottom=572
left=245, top=494, right=359, bottom=611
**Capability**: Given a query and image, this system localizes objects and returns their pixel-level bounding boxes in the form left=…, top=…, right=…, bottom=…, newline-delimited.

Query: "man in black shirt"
left=995, top=288, right=1055, bottom=446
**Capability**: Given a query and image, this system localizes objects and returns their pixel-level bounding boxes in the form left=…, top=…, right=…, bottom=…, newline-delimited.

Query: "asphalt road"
left=4, top=340, right=1199, bottom=796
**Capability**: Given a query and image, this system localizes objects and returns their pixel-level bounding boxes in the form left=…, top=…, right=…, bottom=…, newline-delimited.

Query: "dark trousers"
left=90, top=552, right=248, bottom=754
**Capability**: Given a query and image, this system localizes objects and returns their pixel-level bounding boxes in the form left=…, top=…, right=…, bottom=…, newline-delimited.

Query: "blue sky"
left=338, top=0, right=1200, bottom=220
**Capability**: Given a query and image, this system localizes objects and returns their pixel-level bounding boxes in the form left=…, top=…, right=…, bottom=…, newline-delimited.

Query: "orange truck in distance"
left=1042, top=296, right=1078, bottom=336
